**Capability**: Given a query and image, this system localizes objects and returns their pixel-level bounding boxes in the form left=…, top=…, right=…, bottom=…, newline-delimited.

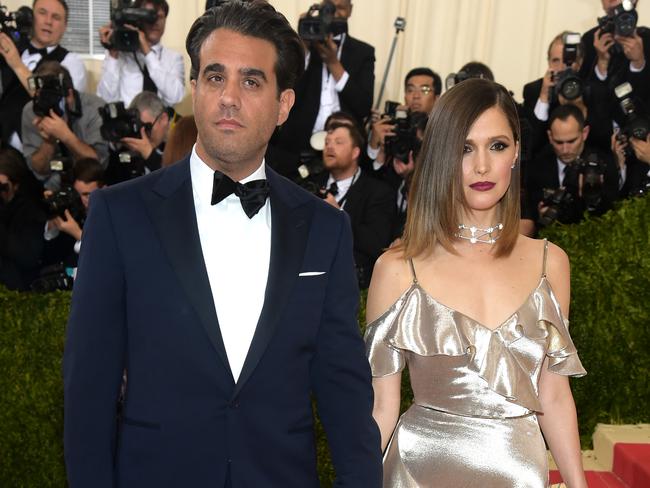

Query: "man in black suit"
left=318, top=122, right=395, bottom=288
left=271, top=0, right=375, bottom=172
left=579, top=0, right=650, bottom=101
left=525, top=104, right=619, bottom=231
left=63, top=2, right=382, bottom=487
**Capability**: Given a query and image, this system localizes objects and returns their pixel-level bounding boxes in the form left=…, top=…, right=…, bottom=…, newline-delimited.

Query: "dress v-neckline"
left=410, top=275, right=548, bottom=333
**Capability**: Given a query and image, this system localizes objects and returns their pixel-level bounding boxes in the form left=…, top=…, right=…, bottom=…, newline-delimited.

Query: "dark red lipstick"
left=469, top=181, right=495, bottom=191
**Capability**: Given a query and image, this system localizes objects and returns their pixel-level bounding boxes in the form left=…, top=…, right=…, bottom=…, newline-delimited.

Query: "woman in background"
left=161, top=115, right=198, bottom=167
left=366, top=78, right=587, bottom=487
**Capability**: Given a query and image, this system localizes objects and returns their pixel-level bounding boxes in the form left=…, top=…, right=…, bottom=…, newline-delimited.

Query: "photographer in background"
left=97, top=0, right=184, bottom=108
left=580, top=0, right=650, bottom=101
left=104, top=91, right=171, bottom=184
left=272, top=0, right=375, bottom=172
left=43, top=158, right=103, bottom=268
left=0, top=0, right=87, bottom=150
left=0, top=148, right=45, bottom=290
left=316, top=121, right=394, bottom=288
left=21, top=61, right=107, bottom=191
left=525, top=104, right=619, bottom=232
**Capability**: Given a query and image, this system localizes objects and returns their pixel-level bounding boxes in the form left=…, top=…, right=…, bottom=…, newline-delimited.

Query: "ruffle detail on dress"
left=364, top=278, right=586, bottom=411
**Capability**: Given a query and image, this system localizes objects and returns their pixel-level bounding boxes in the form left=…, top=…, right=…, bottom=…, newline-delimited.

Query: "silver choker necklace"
left=456, top=223, right=503, bottom=244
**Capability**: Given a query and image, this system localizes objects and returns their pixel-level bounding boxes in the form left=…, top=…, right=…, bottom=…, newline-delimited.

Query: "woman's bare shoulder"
left=366, top=248, right=413, bottom=324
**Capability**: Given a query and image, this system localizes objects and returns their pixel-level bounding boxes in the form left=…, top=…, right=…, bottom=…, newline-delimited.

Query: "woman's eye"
left=463, top=144, right=472, bottom=154
left=491, top=141, right=508, bottom=151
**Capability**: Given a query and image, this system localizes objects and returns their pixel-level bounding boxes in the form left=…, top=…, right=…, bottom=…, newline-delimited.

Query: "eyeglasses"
left=142, top=112, right=163, bottom=136
left=405, top=86, right=434, bottom=95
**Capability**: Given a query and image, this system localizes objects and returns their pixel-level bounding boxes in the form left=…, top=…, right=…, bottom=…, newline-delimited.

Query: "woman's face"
left=461, top=106, right=517, bottom=215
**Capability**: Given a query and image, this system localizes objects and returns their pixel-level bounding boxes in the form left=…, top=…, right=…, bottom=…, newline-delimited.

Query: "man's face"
left=323, top=126, right=360, bottom=172
left=0, top=174, right=17, bottom=204
left=330, top=0, right=353, bottom=19
left=548, top=117, right=588, bottom=164
left=73, top=180, right=100, bottom=209
left=548, top=40, right=582, bottom=73
left=404, top=74, right=437, bottom=113
left=32, top=0, right=67, bottom=48
left=140, top=109, right=169, bottom=148
left=191, top=28, right=294, bottom=173
left=141, top=3, right=166, bottom=45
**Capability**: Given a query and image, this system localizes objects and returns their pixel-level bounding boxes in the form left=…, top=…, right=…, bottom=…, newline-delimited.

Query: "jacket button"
left=230, top=400, right=240, bottom=409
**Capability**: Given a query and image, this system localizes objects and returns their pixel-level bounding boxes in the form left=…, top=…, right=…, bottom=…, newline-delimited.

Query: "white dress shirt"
left=190, top=146, right=272, bottom=382
left=306, top=35, right=350, bottom=134
left=21, top=45, right=88, bottom=92
left=326, top=167, right=359, bottom=209
left=96, top=43, right=185, bottom=107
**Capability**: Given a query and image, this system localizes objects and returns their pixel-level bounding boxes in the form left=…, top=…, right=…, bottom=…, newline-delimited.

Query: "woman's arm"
left=538, top=242, right=587, bottom=488
left=372, top=374, right=401, bottom=451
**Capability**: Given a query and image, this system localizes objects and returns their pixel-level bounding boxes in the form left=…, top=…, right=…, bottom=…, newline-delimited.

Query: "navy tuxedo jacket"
left=63, top=158, right=382, bottom=487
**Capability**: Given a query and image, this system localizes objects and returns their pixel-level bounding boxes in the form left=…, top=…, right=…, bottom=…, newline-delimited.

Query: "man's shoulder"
left=344, top=35, right=374, bottom=56
left=101, top=159, right=187, bottom=203
left=356, top=170, right=393, bottom=196
left=523, top=78, right=542, bottom=93
left=79, top=91, right=106, bottom=110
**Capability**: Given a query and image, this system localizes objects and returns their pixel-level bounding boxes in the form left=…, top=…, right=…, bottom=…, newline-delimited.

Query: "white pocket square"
left=298, top=271, right=326, bottom=277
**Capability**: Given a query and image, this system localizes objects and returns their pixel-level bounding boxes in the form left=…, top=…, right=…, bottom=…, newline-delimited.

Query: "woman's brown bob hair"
left=401, top=78, right=521, bottom=259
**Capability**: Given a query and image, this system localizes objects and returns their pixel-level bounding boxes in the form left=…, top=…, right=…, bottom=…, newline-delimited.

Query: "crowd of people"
left=1, top=0, right=649, bottom=293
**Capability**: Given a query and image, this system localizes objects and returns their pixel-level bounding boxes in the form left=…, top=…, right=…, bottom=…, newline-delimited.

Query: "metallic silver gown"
left=365, top=245, right=586, bottom=487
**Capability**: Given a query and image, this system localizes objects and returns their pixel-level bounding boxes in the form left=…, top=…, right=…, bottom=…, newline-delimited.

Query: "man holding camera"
left=104, top=91, right=171, bottom=184
left=0, top=0, right=87, bottom=150
left=525, top=104, right=619, bottom=231
left=97, top=0, right=184, bottom=108
left=21, top=61, right=108, bottom=191
left=580, top=0, right=650, bottom=101
left=317, top=121, right=395, bottom=288
left=272, top=0, right=375, bottom=168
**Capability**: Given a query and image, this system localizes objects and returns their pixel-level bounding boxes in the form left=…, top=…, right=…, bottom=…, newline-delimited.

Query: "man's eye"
left=208, top=74, right=223, bottom=83
left=244, top=79, right=260, bottom=88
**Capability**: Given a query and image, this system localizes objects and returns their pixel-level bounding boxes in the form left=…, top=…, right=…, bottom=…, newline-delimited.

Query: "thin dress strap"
left=541, top=239, right=549, bottom=278
left=408, top=258, right=419, bottom=284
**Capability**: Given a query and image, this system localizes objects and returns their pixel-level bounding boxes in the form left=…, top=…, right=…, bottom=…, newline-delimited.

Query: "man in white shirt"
left=64, top=2, right=382, bottom=487
left=0, top=0, right=87, bottom=149
left=97, top=0, right=184, bottom=108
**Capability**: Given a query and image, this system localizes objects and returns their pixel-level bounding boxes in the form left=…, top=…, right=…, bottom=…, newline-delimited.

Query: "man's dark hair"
left=549, top=104, right=586, bottom=130
left=404, top=67, right=442, bottom=96
left=33, top=61, right=74, bottom=91
left=327, top=121, right=364, bottom=152
left=0, top=148, right=30, bottom=185
left=324, top=110, right=359, bottom=131
left=73, top=158, right=105, bottom=185
left=32, top=0, right=69, bottom=23
left=133, top=0, right=169, bottom=17
left=186, top=0, right=305, bottom=94
left=459, top=61, right=495, bottom=82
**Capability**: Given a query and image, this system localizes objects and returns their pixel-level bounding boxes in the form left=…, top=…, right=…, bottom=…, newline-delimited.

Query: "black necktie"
left=211, top=171, right=270, bottom=218
left=328, top=181, right=339, bottom=196
left=27, top=44, right=48, bottom=57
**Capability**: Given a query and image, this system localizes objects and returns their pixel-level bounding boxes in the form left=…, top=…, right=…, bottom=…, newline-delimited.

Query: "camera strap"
left=335, top=167, right=360, bottom=208
left=131, top=51, right=158, bottom=94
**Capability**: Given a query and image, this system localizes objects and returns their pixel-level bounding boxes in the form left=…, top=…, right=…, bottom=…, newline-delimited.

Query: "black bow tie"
left=211, top=171, right=270, bottom=218
left=27, top=44, right=48, bottom=57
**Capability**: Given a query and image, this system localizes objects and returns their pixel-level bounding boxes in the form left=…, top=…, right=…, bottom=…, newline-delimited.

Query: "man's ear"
left=582, top=124, right=590, bottom=141
left=277, top=88, right=295, bottom=126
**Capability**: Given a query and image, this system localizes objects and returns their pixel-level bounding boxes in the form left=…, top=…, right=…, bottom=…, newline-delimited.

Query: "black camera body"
left=551, top=32, right=583, bottom=102
left=30, top=263, right=74, bottom=292
left=539, top=187, right=574, bottom=227
left=382, top=102, right=423, bottom=163
left=598, top=1, right=638, bottom=37
left=104, top=3, right=157, bottom=52
left=577, top=153, right=607, bottom=211
left=616, top=82, right=650, bottom=142
left=298, top=1, right=347, bottom=42
left=0, top=4, right=32, bottom=49
left=44, top=186, right=85, bottom=224
left=29, top=73, right=67, bottom=117
left=99, top=102, right=143, bottom=142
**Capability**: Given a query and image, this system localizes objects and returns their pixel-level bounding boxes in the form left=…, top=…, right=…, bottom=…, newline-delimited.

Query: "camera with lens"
left=0, top=3, right=32, bottom=49
left=30, top=263, right=74, bottom=292
left=28, top=73, right=67, bottom=117
left=615, top=82, right=650, bottom=143
left=598, top=0, right=638, bottom=37
left=577, top=152, right=607, bottom=212
left=103, top=1, right=157, bottom=52
left=99, top=102, right=144, bottom=143
left=539, top=187, right=574, bottom=227
left=44, top=185, right=85, bottom=224
left=298, top=1, right=347, bottom=42
left=551, top=32, right=583, bottom=102
left=382, top=101, right=423, bottom=163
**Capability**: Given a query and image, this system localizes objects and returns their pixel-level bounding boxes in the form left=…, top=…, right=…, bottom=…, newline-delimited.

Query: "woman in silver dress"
left=365, top=78, right=588, bottom=488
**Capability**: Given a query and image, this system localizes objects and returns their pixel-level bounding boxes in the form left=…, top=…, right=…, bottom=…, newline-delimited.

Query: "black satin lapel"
left=144, top=177, right=234, bottom=381
left=233, top=190, right=312, bottom=397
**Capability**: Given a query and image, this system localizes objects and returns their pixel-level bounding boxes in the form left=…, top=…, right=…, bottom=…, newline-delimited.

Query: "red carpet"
left=613, top=443, right=650, bottom=488
left=549, top=470, right=628, bottom=487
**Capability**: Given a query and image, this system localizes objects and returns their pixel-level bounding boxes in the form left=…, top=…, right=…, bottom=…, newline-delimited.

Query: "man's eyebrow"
left=201, top=64, right=268, bottom=82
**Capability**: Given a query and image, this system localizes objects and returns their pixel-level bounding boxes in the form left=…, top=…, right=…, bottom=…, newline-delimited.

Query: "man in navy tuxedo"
left=63, top=2, right=382, bottom=487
